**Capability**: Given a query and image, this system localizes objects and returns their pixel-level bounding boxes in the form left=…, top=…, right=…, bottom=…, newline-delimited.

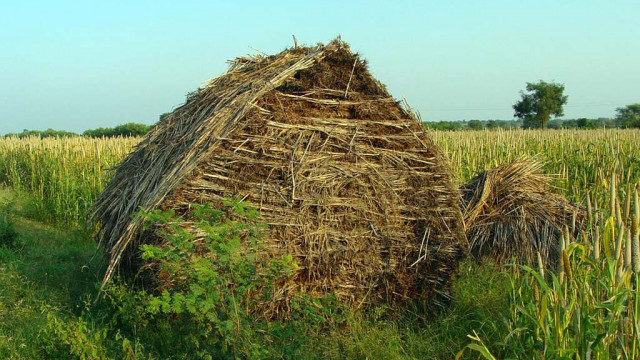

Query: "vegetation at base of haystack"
left=45, top=199, right=337, bottom=359
left=1, top=129, right=640, bottom=359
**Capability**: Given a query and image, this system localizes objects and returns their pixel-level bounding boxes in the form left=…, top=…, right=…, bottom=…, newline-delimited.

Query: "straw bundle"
left=461, top=158, right=585, bottom=266
left=90, top=39, right=466, bottom=314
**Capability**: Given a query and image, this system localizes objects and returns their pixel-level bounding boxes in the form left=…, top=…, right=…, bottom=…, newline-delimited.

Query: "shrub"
left=45, top=199, right=333, bottom=359
left=136, top=199, right=301, bottom=358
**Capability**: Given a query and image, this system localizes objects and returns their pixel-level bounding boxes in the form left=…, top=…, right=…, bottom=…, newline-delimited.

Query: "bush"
left=137, top=199, right=295, bottom=357
left=44, top=199, right=334, bottom=359
left=0, top=213, right=17, bottom=247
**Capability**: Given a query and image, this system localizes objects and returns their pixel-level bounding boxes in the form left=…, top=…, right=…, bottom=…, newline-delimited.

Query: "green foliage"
left=43, top=298, right=152, bottom=360
left=135, top=199, right=302, bottom=358
left=0, top=195, right=104, bottom=359
left=425, top=120, right=464, bottom=131
left=44, top=199, right=334, bottom=359
left=615, top=103, right=640, bottom=128
left=45, top=310, right=113, bottom=360
left=485, top=120, right=499, bottom=129
left=514, top=80, right=568, bottom=129
left=0, top=213, right=17, bottom=247
left=83, top=122, right=151, bottom=138
left=549, top=118, right=602, bottom=129
left=304, top=259, right=510, bottom=359
left=425, top=120, right=520, bottom=131
left=4, top=128, right=78, bottom=138
left=467, top=120, right=484, bottom=130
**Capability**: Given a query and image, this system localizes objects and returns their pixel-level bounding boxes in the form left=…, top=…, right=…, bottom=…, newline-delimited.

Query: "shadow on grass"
left=0, top=188, right=103, bottom=358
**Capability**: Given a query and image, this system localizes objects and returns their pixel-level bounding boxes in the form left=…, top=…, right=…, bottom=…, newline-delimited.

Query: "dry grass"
left=90, top=39, right=466, bottom=314
left=461, top=158, right=585, bottom=265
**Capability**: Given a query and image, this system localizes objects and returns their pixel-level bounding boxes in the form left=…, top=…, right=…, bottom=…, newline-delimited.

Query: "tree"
left=513, top=81, right=568, bottom=129
left=614, top=103, right=640, bottom=128
left=467, top=120, right=484, bottom=130
left=4, top=128, right=77, bottom=138
left=424, top=121, right=463, bottom=131
left=485, top=120, right=498, bottom=129
left=83, top=122, right=152, bottom=138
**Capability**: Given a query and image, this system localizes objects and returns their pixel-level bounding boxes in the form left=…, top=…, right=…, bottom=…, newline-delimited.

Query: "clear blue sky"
left=1, top=0, right=638, bottom=134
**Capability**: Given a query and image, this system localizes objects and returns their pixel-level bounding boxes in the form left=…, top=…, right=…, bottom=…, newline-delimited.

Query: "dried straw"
left=89, top=38, right=467, bottom=313
left=461, top=157, right=585, bottom=266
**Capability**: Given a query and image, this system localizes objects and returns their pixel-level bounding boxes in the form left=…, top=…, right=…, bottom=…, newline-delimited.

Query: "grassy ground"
left=0, top=188, right=510, bottom=359
left=0, top=189, right=103, bottom=358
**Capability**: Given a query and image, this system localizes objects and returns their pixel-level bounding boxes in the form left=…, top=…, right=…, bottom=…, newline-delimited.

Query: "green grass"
left=304, top=261, right=509, bottom=359
left=0, top=189, right=103, bottom=359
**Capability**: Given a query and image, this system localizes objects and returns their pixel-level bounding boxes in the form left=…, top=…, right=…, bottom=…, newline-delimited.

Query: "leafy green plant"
left=136, top=199, right=294, bottom=357
left=44, top=301, right=150, bottom=360
left=119, top=198, right=334, bottom=359
left=38, top=199, right=335, bottom=359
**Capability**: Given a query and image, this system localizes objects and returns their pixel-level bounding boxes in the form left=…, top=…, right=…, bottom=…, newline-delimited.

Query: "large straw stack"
left=90, top=39, right=467, bottom=314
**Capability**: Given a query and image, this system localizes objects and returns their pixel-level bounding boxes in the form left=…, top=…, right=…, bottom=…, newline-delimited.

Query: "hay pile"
left=90, top=38, right=466, bottom=314
left=461, top=158, right=585, bottom=265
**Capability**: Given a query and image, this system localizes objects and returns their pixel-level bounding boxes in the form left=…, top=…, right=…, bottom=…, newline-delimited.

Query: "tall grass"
left=433, top=129, right=640, bottom=202
left=0, top=136, right=137, bottom=225
left=2, top=129, right=638, bottom=226
left=437, top=129, right=640, bottom=359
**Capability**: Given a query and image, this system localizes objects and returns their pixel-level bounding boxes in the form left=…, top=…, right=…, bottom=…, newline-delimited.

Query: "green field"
left=1, top=129, right=639, bottom=359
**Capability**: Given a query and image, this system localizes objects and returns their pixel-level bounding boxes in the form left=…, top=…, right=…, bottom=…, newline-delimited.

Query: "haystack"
left=90, top=39, right=466, bottom=311
left=461, top=158, right=585, bottom=265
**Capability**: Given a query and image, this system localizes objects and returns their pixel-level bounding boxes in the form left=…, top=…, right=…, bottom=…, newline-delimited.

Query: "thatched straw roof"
left=461, top=158, right=585, bottom=265
left=90, top=38, right=466, bottom=310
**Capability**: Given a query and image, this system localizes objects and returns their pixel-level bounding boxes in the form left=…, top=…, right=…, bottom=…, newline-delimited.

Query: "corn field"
left=0, top=136, right=138, bottom=224
left=433, top=129, right=640, bottom=359
left=1, top=129, right=639, bottom=358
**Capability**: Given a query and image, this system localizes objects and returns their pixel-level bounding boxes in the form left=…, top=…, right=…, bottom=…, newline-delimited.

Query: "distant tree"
left=575, top=118, right=599, bottom=129
left=563, top=119, right=578, bottom=129
left=467, top=120, right=484, bottom=130
left=547, top=119, right=563, bottom=129
left=4, top=128, right=77, bottom=138
left=424, top=119, right=521, bottom=131
left=602, top=118, right=616, bottom=128
left=112, top=122, right=151, bottom=136
left=83, top=122, right=151, bottom=138
left=513, top=81, right=568, bottom=129
left=485, top=120, right=498, bottom=129
left=425, top=121, right=462, bottom=131
left=614, top=103, right=640, bottom=128
left=82, top=127, right=111, bottom=137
